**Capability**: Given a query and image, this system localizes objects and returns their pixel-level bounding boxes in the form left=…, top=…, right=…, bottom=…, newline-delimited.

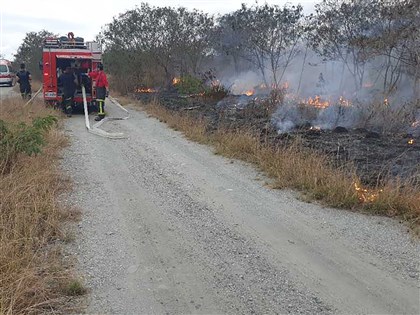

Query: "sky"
left=0, top=0, right=316, bottom=60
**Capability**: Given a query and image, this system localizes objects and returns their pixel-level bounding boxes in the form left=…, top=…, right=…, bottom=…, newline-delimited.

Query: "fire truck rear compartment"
left=56, top=57, right=93, bottom=97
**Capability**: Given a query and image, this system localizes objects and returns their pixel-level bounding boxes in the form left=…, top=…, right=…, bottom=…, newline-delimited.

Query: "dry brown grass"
left=0, top=96, right=83, bottom=314
left=0, top=96, right=55, bottom=123
left=110, top=94, right=136, bottom=107
left=145, top=99, right=208, bottom=143
left=12, top=80, right=42, bottom=96
left=140, top=100, right=420, bottom=231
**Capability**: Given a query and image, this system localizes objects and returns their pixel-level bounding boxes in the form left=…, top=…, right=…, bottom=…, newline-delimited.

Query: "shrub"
left=204, top=82, right=230, bottom=100
left=0, top=115, right=57, bottom=174
left=175, top=75, right=206, bottom=95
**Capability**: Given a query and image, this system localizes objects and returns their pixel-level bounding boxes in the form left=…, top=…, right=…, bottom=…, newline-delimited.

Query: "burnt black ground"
left=135, top=91, right=420, bottom=186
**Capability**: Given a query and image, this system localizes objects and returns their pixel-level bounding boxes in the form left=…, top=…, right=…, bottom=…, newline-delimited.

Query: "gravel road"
left=63, top=99, right=419, bottom=314
left=0, top=85, right=16, bottom=99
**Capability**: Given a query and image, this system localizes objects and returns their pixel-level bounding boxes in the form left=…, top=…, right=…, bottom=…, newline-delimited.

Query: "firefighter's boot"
left=64, top=97, right=72, bottom=117
left=66, top=105, right=72, bottom=117
left=95, top=99, right=105, bottom=121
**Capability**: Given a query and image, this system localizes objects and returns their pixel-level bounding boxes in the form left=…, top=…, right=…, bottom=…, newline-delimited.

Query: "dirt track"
left=63, top=99, right=419, bottom=314
left=0, top=85, right=16, bottom=99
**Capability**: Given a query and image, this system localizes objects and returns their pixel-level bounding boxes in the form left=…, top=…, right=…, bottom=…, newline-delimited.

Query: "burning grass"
left=0, top=97, right=83, bottom=314
left=140, top=99, right=420, bottom=232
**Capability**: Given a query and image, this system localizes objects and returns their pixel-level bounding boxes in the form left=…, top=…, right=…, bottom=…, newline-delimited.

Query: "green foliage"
left=0, top=116, right=56, bottom=173
left=62, top=279, right=87, bottom=296
left=11, top=123, right=44, bottom=156
left=99, top=3, right=215, bottom=90
left=14, top=30, right=55, bottom=81
left=0, top=120, right=8, bottom=138
left=32, top=115, right=58, bottom=131
left=175, top=75, right=206, bottom=95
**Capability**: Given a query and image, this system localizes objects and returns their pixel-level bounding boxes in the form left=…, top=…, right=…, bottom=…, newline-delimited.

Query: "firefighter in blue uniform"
left=58, top=66, right=78, bottom=117
left=16, top=63, right=32, bottom=99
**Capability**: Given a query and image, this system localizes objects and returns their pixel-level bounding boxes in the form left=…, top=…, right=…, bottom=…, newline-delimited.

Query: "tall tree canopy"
left=14, top=30, right=55, bottom=80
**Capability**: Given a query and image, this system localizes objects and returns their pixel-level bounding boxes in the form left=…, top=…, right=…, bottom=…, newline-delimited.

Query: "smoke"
left=271, top=101, right=360, bottom=133
left=222, top=71, right=262, bottom=95
left=315, top=105, right=361, bottom=129
left=271, top=102, right=310, bottom=133
left=217, top=94, right=253, bottom=109
left=211, top=47, right=419, bottom=135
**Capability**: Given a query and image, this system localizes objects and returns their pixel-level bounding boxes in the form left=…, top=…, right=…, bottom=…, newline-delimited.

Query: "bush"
left=203, top=82, right=230, bottom=100
left=175, top=75, right=206, bottom=95
left=0, top=115, right=57, bottom=174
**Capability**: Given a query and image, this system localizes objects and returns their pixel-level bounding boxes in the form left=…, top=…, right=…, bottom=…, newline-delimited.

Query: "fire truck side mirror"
left=38, top=61, right=43, bottom=71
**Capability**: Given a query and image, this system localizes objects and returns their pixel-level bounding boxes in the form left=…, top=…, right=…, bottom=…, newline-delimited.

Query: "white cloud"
left=0, top=0, right=315, bottom=60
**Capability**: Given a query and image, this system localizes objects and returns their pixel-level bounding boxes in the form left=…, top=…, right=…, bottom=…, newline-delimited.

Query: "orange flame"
left=354, top=182, right=383, bottom=203
left=244, top=90, right=254, bottom=96
left=408, top=139, right=414, bottom=145
left=172, top=77, right=181, bottom=85
left=136, top=88, right=156, bottom=93
left=303, top=96, right=330, bottom=109
left=339, top=96, right=351, bottom=107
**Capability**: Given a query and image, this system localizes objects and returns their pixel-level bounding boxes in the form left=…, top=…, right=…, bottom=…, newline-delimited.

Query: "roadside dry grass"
left=141, top=99, right=420, bottom=232
left=12, top=80, right=43, bottom=96
left=0, top=97, right=83, bottom=314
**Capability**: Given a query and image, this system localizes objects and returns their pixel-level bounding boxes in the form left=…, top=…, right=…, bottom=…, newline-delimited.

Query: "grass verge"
left=0, top=97, right=84, bottom=314
left=139, top=98, right=420, bottom=233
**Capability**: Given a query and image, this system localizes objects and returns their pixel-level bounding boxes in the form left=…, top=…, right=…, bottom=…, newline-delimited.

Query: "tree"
left=228, top=3, right=304, bottom=87
left=100, top=3, right=214, bottom=88
left=213, top=12, right=250, bottom=75
left=364, top=0, right=420, bottom=98
left=14, top=30, right=55, bottom=80
left=172, top=8, right=214, bottom=75
left=309, top=0, right=379, bottom=92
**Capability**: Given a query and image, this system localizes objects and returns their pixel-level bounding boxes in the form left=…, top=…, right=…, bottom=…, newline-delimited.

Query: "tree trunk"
left=297, top=45, right=308, bottom=96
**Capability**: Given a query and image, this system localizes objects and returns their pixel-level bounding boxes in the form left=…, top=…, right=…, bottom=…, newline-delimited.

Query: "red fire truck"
left=42, top=33, right=102, bottom=109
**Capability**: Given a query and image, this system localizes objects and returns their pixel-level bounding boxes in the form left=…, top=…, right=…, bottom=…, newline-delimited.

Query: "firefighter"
left=58, top=66, right=78, bottom=117
left=88, top=63, right=109, bottom=121
left=16, top=63, right=32, bottom=100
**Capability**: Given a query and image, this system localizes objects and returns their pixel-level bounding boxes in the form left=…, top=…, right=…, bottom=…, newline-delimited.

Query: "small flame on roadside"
left=303, top=96, right=330, bottom=109
left=136, top=88, right=157, bottom=93
left=172, top=77, right=181, bottom=85
left=354, top=182, right=383, bottom=203
left=408, top=139, right=415, bottom=145
left=244, top=90, right=255, bottom=96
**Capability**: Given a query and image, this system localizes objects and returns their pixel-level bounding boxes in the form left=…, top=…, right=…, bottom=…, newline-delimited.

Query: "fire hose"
left=82, top=85, right=129, bottom=139
left=23, top=86, right=43, bottom=107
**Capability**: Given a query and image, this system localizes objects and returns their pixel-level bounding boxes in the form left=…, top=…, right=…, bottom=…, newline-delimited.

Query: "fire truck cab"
left=42, top=33, right=102, bottom=109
